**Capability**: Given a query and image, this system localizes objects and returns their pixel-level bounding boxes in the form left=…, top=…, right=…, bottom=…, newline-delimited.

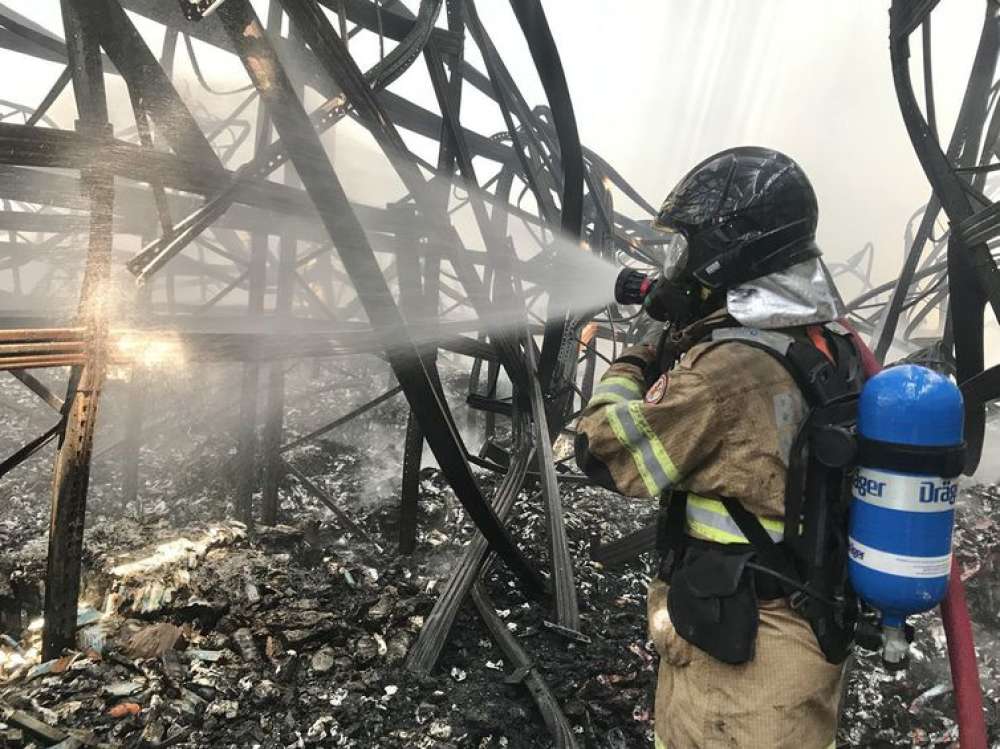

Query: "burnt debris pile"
left=0, top=394, right=661, bottom=747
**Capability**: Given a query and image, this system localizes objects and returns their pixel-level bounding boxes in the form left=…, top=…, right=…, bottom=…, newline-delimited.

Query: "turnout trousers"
left=648, top=579, right=843, bottom=749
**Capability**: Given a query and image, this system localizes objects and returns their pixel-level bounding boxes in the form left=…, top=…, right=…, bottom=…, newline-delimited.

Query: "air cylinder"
left=848, top=364, right=965, bottom=665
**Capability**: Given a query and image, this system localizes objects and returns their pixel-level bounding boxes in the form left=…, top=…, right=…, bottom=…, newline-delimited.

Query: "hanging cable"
left=183, top=33, right=254, bottom=95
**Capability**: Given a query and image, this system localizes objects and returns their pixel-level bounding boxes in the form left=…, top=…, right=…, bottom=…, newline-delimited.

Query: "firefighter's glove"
left=613, top=342, right=662, bottom=389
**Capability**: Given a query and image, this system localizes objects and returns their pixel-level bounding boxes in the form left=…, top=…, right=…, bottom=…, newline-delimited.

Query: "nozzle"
left=615, top=269, right=653, bottom=306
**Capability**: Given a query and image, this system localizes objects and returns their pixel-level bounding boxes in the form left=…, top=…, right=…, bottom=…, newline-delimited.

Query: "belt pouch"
left=667, top=545, right=759, bottom=664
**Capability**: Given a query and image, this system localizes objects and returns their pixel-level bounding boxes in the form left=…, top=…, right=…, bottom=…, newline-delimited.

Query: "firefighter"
left=576, top=147, right=861, bottom=748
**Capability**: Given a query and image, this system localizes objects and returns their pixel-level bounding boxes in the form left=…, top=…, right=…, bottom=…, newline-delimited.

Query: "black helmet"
left=655, top=146, right=821, bottom=290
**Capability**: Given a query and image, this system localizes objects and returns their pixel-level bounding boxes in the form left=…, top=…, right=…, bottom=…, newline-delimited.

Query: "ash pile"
left=0, top=368, right=997, bottom=748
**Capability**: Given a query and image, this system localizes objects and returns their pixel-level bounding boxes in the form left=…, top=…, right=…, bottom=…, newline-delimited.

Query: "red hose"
left=843, top=321, right=987, bottom=748
left=941, top=559, right=987, bottom=749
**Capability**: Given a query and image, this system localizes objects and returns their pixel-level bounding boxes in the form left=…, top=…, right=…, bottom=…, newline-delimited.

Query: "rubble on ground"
left=0, top=375, right=998, bottom=747
left=0, top=463, right=658, bottom=748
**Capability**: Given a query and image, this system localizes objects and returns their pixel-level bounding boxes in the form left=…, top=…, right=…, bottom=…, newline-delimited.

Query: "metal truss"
left=0, top=0, right=662, bottom=670
left=868, top=1, right=1000, bottom=473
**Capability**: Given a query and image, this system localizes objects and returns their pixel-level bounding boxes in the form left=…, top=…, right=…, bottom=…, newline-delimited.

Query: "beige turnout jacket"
left=576, top=331, right=843, bottom=749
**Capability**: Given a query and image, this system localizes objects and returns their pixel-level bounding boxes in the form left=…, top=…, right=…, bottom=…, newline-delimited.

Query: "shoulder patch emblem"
left=645, top=374, right=668, bottom=404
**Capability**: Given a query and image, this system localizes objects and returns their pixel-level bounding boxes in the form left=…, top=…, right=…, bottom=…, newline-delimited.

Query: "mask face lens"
left=659, top=230, right=689, bottom=280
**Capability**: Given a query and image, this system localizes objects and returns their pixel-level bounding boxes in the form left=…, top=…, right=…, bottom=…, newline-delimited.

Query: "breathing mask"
left=614, top=229, right=704, bottom=328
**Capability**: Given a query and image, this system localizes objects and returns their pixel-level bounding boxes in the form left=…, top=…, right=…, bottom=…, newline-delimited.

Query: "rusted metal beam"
left=233, top=14, right=277, bottom=527
left=0, top=355, right=84, bottom=370
left=8, top=369, right=65, bottom=411
left=42, top=0, right=114, bottom=660
left=525, top=336, right=579, bottom=632
left=398, top=413, right=422, bottom=554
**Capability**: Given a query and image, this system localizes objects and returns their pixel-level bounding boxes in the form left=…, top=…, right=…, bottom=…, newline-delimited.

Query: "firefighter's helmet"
left=655, top=147, right=821, bottom=290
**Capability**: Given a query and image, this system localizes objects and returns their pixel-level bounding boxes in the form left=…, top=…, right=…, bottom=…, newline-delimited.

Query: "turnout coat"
left=576, top=320, right=843, bottom=749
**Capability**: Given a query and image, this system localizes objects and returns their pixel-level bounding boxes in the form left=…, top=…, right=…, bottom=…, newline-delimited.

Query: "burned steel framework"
left=840, top=1, right=1000, bottom=469
left=0, top=0, right=661, bottom=695
left=0, top=0, right=999, bottom=744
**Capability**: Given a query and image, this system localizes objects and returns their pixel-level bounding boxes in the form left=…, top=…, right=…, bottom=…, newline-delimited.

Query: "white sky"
left=520, top=1, right=983, bottom=294
left=0, top=0, right=987, bottom=298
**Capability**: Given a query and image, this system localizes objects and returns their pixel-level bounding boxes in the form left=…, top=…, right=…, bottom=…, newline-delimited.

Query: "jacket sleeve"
left=574, top=345, right=724, bottom=498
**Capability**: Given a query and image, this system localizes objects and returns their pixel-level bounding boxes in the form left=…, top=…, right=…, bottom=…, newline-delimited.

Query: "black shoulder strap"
left=721, top=497, right=833, bottom=605
left=706, top=325, right=861, bottom=407
left=702, top=328, right=862, bottom=592
left=720, top=498, right=797, bottom=584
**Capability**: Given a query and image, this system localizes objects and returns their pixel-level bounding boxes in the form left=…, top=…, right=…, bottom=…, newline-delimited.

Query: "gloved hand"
left=620, top=321, right=666, bottom=387
left=618, top=319, right=663, bottom=359
left=639, top=321, right=666, bottom=350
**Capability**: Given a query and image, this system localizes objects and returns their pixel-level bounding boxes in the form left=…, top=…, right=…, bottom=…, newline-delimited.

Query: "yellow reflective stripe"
left=626, top=401, right=680, bottom=483
left=597, top=375, right=643, bottom=397
left=685, top=494, right=785, bottom=544
left=590, top=377, right=643, bottom=408
left=587, top=391, right=628, bottom=408
left=687, top=518, right=747, bottom=544
left=687, top=496, right=784, bottom=534
left=654, top=735, right=668, bottom=749
left=687, top=495, right=730, bottom=516
left=607, top=402, right=677, bottom=494
left=605, top=405, right=659, bottom=495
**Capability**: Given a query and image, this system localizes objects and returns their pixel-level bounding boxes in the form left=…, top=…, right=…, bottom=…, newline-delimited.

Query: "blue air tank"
left=849, top=364, right=965, bottom=631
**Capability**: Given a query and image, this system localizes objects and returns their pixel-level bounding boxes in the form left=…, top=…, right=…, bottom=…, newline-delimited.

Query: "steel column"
left=42, top=0, right=114, bottom=660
